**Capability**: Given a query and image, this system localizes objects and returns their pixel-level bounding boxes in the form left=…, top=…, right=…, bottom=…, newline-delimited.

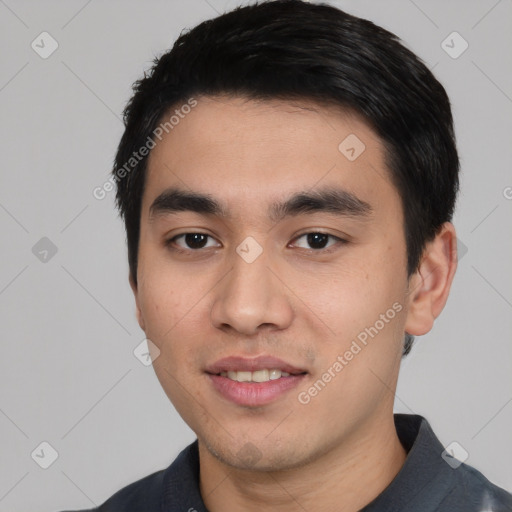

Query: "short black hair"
left=113, top=0, right=459, bottom=355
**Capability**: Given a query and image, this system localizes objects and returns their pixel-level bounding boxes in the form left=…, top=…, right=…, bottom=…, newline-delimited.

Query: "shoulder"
left=58, top=441, right=201, bottom=512
left=95, top=469, right=165, bottom=511
left=440, top=461, right=512, bottom=511
left=390, top=415, right=512, bottom=512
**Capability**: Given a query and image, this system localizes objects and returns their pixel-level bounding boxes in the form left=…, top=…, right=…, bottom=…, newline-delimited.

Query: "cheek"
left=138, top=271, right=211, bottom=414
left=295, top=259, right=401, bottom=337
left=138, top=279, right=178, bottom=340
left=137, top=262, right=217, bottom=368
left=294, top=255, right=408, bottom=390
left=137, top=262, right=195, bottom=346
left=138, top=242, right=195, bottom=317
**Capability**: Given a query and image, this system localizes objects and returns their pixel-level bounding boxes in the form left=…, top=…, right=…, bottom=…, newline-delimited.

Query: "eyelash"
left=165, top=231, right=347, bottom=254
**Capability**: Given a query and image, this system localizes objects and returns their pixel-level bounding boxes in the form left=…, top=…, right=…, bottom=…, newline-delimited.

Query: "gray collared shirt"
left=62, top=414, right=512, bottom=511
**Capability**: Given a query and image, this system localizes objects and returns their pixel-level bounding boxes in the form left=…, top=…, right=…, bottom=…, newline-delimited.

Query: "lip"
left=205, top=355, right=307, bottom=375
left=205, top=355, right=308, bottom=407
left=208, top=373, right=307, bottom=407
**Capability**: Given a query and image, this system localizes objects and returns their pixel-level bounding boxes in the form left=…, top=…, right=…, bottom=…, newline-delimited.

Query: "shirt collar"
left=160, top=414, right=452, bottom=512
left=362, top=414, right=455, bottom=511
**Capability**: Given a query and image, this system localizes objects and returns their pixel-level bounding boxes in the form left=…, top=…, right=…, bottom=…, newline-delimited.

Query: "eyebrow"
left=268, top=188, right=372, bottom=222
left=148, top=186, right=372, bottom=222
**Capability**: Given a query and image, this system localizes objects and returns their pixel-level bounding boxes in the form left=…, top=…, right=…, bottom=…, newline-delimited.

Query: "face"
left=132, top=96, right=415, bottom=471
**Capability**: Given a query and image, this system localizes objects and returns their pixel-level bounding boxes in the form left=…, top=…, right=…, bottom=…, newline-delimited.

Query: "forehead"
left=142, top=95, right=398, bottom=219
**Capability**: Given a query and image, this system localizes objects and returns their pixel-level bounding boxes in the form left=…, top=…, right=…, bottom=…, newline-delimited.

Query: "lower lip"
left=208, top=374, right=307, bottom=407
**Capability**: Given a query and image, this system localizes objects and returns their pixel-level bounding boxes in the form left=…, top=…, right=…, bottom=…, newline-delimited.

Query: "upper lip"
left=205, top=355, right=308, bottom=375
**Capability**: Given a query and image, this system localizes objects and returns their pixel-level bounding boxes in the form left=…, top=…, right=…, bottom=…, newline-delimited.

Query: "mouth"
left=216, top=368, right=301, bottom=382
left=205, top=355, right=308, bottom=406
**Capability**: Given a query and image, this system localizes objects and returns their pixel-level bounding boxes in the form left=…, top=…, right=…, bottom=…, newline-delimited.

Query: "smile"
left=219, top=369, right=291, bottom=382
left=205, top=355, right=308, bottom=406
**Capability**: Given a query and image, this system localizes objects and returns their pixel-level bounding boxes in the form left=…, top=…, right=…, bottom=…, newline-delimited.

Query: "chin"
left=202, top=434, right=314, bottom=472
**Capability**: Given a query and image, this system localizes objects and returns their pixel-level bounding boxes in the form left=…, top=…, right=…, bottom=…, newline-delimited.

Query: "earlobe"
left=129, top=272, right=146, bottom=332
left=404, top=222, right=458, bottom=337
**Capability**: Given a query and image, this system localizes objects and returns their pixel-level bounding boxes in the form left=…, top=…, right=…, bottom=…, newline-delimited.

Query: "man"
left=65, top=1, right=512, bottom=510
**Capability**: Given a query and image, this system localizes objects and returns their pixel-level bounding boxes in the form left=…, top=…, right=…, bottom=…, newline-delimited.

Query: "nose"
left=210, top=251, right=294, bottom=336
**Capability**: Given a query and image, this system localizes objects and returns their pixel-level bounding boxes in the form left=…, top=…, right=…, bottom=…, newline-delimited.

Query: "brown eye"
left=170, top=233, right=220, bottom=250
left=293, top=232, right=341, bottom=250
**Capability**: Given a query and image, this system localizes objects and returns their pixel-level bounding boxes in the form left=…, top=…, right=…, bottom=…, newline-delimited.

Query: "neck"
left=199, top=413, right=407, bottom=512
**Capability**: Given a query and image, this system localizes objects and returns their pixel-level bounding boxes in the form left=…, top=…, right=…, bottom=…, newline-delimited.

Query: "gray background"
left=0, top=0, right=511, bottom=510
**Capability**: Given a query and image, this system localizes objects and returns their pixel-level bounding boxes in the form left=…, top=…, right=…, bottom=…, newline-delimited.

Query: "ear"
left=129, top=272, right=146, bottom=332
left=404, top=222, right=458, bottom=336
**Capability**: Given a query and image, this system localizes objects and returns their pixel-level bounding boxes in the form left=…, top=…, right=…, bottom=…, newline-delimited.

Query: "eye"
left=168, top=233, right=220, bottom=250
left=291, top=232, right=343, bottom=250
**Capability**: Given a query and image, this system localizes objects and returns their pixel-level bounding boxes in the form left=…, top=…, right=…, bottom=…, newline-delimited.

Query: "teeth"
left=219, top=369, right=292, bottom=382
left=269, top=369, right=281, bottom=380
left=252, top=369, right=269, bottom=382
left=236, top=371, right=252, bottom=382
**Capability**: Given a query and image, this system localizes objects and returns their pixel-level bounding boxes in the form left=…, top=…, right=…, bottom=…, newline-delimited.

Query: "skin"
left=131, top=96, right=458, bottom=511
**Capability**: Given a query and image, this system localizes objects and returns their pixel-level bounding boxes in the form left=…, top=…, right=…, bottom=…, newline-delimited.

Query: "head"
left=113, top=0, right=459, bottom=471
